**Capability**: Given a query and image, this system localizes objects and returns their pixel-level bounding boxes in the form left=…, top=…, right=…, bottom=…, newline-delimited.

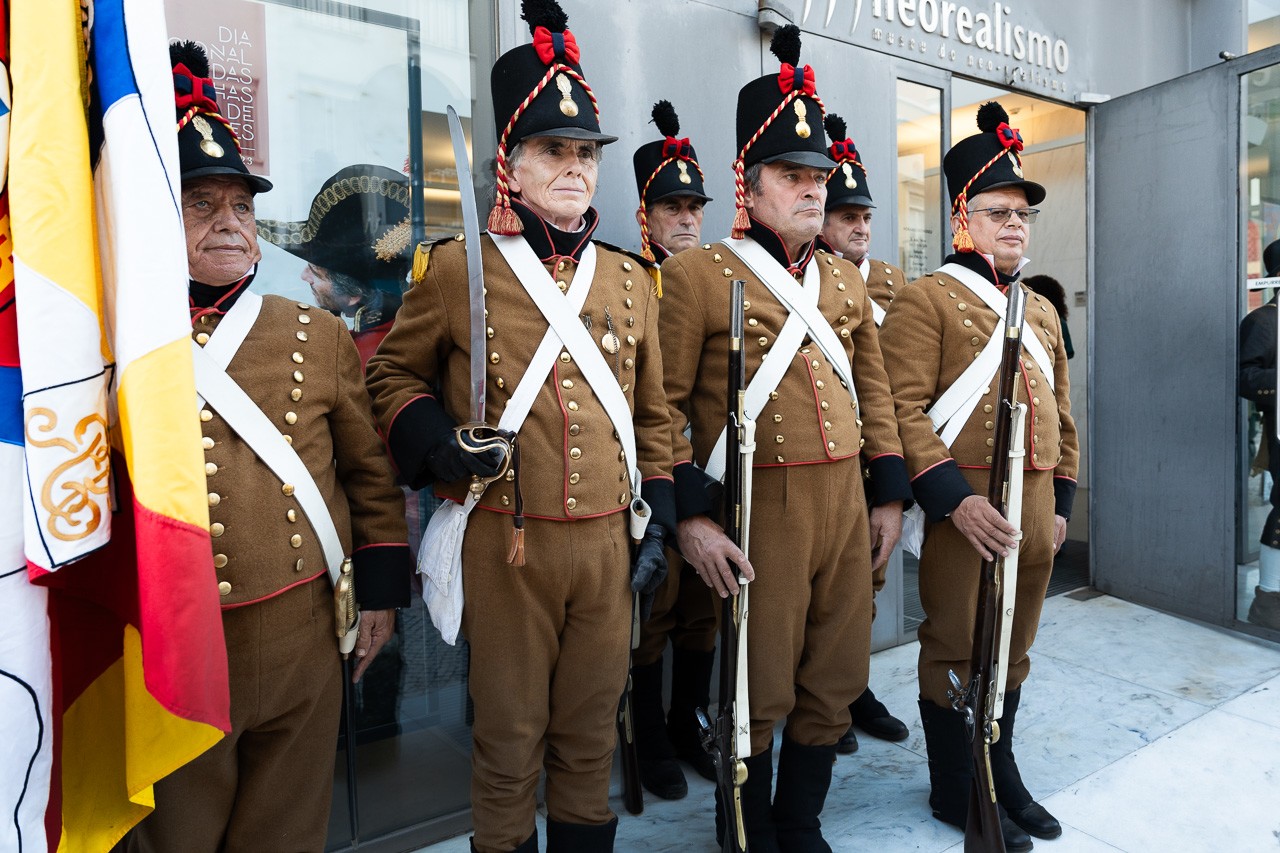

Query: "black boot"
left=850, top=686, right=909, bottom=741
left=469, top=829, right=537, bottom=853
left=668, top=647, right=718, bottom=781
left=546, top=817, right=616, bottom=853
left=716, top=747, right=782, bottom=853
left=772, top=738, right=837, bottom=853
left=918, top=699, right=1034, bottom=852
left=835, top=725, right=858, bottom=755
left=991, top=688, right=1062, bottom=840
left=631, top=659, right=688, bottom=800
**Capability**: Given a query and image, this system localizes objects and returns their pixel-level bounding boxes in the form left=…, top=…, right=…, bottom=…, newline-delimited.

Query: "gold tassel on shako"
left=487, top=201, right=523, bottom=236
left=504, top=438, right=526, bottom=567
left=411, top=241, right=432, bottom=283
left=731, top=158, right=751, bottom=239
left=951, top=195, right=975, bottom=252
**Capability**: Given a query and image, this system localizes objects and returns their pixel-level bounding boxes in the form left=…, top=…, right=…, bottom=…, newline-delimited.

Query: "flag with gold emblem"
left=8, top=0, right=230, bottom=849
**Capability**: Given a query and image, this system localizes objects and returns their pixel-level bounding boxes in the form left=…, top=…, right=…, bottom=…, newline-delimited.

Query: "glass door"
left=163, top=0, right=497, bottom=848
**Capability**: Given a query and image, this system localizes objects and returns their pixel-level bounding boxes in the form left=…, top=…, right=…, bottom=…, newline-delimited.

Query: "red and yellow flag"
left=7, top=0, right=230, bottom=849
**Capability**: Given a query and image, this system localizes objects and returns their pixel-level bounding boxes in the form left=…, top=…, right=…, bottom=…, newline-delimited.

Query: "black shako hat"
left=823, top=114, right=874, bottom=210
left=172, top=41, right=271, bottom=193
left=488, top=0, right=616, bottom=235
left=943, top=101, right=1045, bottom=252
left=256, top=164, right=411, bottom=286
left=632, top=100, right=712, bottom=261
left=731, top=25, right=834, bottom=238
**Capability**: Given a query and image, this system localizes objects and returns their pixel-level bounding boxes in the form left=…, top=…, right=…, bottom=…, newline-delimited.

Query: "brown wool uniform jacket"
left=195, top=295, right=411, bottom=610
left=660, top=240, right=910, bottom=514
left=861, top=258, right=907, bottom=317
left=878, top=257, right=1079, bottom=521
left=365, top=234, right=676, bottom=528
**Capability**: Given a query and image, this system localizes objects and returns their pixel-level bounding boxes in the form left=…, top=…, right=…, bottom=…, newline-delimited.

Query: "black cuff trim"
left=642, top=477, right=677, bottom=539
left=1054, top=477, right=1077, bottom=521
left=866, top=455, right=912, bottom=506
left=913, top=460, right=976, bottom=522
left=674, top=462, right=717, bottom=522
left=387, top=396, right=456, bottom=490
left=353, top=544, right=413, bottom=609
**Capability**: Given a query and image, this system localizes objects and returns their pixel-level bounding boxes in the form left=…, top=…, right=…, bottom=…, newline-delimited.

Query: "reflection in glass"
left=165, top=0, right=493, bottom=849
left=895, top=80, right=943, bottom=282
left=1239, top=66, right=1280, bottom=634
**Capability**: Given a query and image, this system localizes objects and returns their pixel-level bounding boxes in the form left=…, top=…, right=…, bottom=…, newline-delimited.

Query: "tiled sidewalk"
left=417, top=593, right=1280, bottom=852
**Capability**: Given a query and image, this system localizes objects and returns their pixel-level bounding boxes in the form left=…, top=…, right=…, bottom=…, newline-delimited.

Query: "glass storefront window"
left=895, top=80, right=944, bottom=282
left=1251, top=0, right=1280, bottom=53
left=1238, top=65, right=1280, bottom=635
left=163, top=1, right=494, bottom=848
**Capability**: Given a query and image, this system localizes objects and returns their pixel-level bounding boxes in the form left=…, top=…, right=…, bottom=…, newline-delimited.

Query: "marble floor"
left=414, top=592, right=1280, bottom=853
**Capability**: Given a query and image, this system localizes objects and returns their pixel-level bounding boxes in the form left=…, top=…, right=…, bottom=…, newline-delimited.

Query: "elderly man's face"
left=956, top=186, right=1031, bottom=275
left=508, top=136, right=600, bottom=230
left=182, top=176, right=261, bottom=285
left=641, top=195, right=705, bottom=254
left=822, top=204, right=873, bottom=265
left=744, top=161, right=828, bottom=253
left=301, top=264, right=361, bottom=317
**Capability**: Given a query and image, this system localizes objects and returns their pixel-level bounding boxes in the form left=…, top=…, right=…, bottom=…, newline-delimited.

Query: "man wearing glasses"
left=880, top=101, right=1078, bottom=852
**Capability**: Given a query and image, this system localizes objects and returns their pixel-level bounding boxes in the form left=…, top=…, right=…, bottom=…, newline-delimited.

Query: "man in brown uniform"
left=879, top=101, right=1078, bottom=852
left=660, top=26, right=910, bottom=852
left=126, top=43, right=413, bottom=853
left=818, top=112, right=910, bottom=755
left=628, top=99, right=719, bottom=799
left=365, top=3, right=675, bottom=851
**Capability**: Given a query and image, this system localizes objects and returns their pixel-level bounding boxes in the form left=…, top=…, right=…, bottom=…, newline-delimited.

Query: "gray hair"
left=328, top=269, right=368, bottom=300
left=743, top=162, right=765, bottom=196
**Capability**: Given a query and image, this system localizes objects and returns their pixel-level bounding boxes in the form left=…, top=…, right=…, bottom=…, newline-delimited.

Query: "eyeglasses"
left=971, top=207, right=1040, bottom=224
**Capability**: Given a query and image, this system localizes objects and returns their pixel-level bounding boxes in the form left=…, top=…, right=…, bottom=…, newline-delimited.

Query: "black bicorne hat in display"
left=171, top=41, right=271, bottom=193
left=256, top=164, right=412, bottom=287
left=1264, top=239, right=1280, bottom=278
left=632, top=100, right=712, bottom=261
left=731, top=25, right=835, bottom=238
left=943, top=101, right=1045, bottom=252
left=823, top=114, right=874, bottom=211
left=488, top=0, right=616, bottom=235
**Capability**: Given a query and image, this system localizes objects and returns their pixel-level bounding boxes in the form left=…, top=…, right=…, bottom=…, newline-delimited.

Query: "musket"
left=699, top=279, right=753, bottom=853
left=617, top=593, right=644, bottom=815
left=947, top=282, right=1028, bottom=853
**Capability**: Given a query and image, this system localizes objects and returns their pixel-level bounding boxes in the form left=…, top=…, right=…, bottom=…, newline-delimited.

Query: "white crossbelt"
left=927, top=263, right=1054, bottom=446
left=189, top=289, right=345, bottom=586
left=493, top=233, right=650, bottom=538
left=704, top=238, right=859, bottom=483
left=418, top=236, right=599, bottom=645
left=901, top=263, right=1050, bottom=557
left=858, top=258, right=887, bottom=327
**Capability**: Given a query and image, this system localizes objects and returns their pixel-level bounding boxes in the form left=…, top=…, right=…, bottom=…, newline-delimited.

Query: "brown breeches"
left=125, top=577, right=343, bottom=853
left=745, top=459, right=873, bottom=755
left=462, top=510, right=632, bottom=853
left=916, top=468, right=1055, bottom=707
left=635, top=552, right=720, bottom=664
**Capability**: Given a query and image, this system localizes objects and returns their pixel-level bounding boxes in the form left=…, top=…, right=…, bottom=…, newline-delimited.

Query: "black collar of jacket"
left=512, top=199, right=600, bottom=264
left=747, top=215, right=817, bottom=276
left=189, top=267, right=256, bottom=322
left=649, top=242, right=672, bottom=264
left=945, top=250, right=1021, bottom=288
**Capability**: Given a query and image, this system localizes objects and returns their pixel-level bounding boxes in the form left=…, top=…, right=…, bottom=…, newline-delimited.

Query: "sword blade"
left=446, top=105, right=487, bottom=424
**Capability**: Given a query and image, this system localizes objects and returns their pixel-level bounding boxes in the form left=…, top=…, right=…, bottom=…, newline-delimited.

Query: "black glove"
left=424, top=430, right=505, bottom=484
left=631, top=523, right=668, bottom=622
